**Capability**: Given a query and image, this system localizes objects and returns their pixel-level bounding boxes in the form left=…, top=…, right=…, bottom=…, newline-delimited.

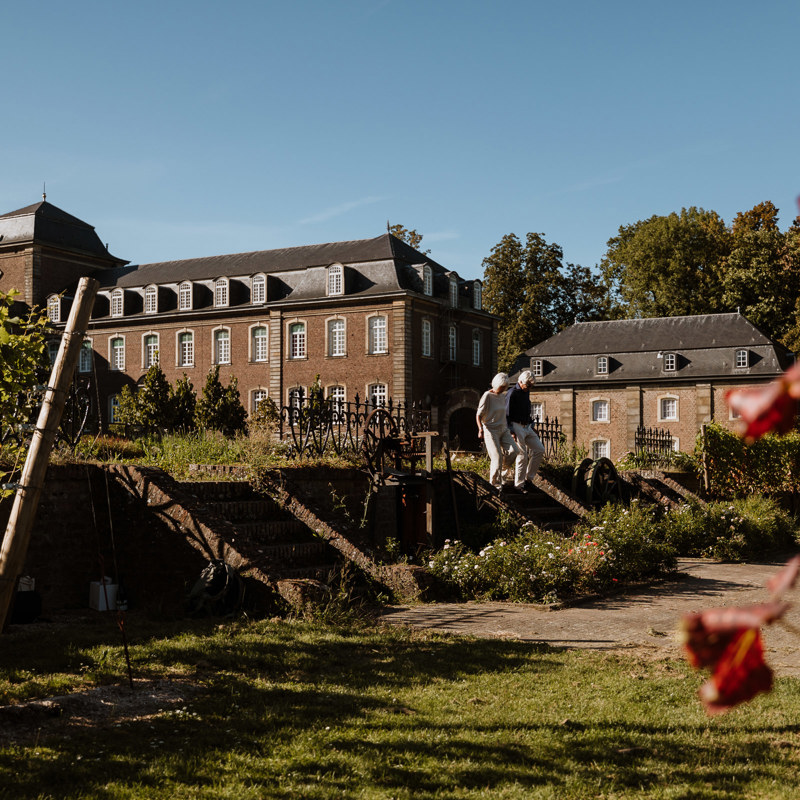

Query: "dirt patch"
left=0, top=679, right=195, bottom=746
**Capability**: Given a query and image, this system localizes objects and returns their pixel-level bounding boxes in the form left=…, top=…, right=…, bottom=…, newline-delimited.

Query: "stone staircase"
left=453, top=471, right=587, bottom=533
left=174, top=479, right=341, bottom=582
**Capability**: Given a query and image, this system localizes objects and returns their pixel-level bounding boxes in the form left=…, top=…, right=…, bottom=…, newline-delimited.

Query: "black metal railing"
left=532, top=416, right=565, bottom=460
left=280, top=392, right=431, bottom=459
left=634, top=425, right=675, bottom=467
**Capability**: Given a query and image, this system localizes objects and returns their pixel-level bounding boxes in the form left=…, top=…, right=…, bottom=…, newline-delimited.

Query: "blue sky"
left=2, top=0, right=798, bottom=280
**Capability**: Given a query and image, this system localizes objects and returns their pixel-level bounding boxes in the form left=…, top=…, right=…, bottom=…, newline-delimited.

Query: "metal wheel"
left=588, top=457, right=622, bottom=506
left=362, top=407, right=399, bottom=478
left=571, top=457, right=594, bottom=498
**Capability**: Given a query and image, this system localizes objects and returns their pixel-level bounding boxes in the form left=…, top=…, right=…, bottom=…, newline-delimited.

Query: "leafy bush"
left=427, top=500, right=678, bottom=603
left=701, top=422, right=800, bottom=497
left=660, top=496, right=797, bottom=560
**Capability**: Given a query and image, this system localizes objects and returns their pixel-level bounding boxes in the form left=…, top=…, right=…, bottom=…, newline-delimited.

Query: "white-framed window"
left=288, top=386, right=305, bottom=409
left=423, top=265, right=433, bottom=296
left=109, top=395, right=121, bottom=424
left=448, top=325, right=457, bottom=361
left=592, top=399, right=609, bottom=422
left=472, top=329, right=482, bottom=366
left=422, top=318, right=432, bottom=357
left=531, top=359, right=543, bottom=377
left=327, top=385, right=346, bottom=408
left=252, top=388, right=268, bottom=411
left=368, top=383, right=387, bottom=407
left=252, top=274, right=266, bottom=305
left=178, top=331, right=194, bottom=367
left=449, top=276, right=459, bottom=308
left=78, top=339, right=93, bottom=373
left=289, top=322, right=306, bottom=359
left=47, top=340, right=60, bottom=366
left=143, top=334, right=159, bottom=368
left=110, top=336, right=125, bottom=371
left=473, top=281, right=482, bottom=310
left=111, top=289, right=124, bottom=317
left=596, top=356, right=608, bottom=375
left=592, top=439, right=610, bottom=460
left=659, top=396, right=678, bottom=421
left=531, top=401, right=544, bottom=422
left=327, top=263, right=344, bottom=296
left=47, top=295, right=60, bottom=323
left=214, top=278, right=229, bottom=308
left=179, top=282, right=192, bottom=311
left=368, top=316, right=387, bottom=354
left=735, top=349, right=749, bottom=369
left=327, top=318, right=346, bottom=357
left=663, top=352, right=677, bottom=371
left=214, top=329, right=230, bottom=364
left=251, top=325, right=268, bottom=362
left=144, top=285, right=158, bottom=314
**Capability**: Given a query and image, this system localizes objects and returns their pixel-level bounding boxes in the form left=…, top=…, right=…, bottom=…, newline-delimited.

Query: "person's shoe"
left=501, top=485, right=522, bottom=495
left=522, top=480, right=537, bottom=493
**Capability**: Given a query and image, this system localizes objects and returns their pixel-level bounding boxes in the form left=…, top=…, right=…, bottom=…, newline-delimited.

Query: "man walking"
left=476, top=373, right=521, bottom=491
left=506, top=370, right=546, bottom=493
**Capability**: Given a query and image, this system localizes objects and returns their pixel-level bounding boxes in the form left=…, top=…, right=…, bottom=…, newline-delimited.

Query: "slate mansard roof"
left=519, top=313, right=794, bottom=384
left=0, top=201, right=126, bottom=266
left=89, top=233, right=483, bottom=314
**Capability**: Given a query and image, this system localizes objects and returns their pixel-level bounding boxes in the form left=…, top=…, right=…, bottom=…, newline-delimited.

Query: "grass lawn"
left=1, top=613, right=799, bottom=799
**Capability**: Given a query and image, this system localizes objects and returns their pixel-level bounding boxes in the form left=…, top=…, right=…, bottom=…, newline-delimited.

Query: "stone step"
left=231, top=520, right=310, bottom=541
left=175, top=480, right=255, bottom=501
left=204, top=498, right=283, bottom=521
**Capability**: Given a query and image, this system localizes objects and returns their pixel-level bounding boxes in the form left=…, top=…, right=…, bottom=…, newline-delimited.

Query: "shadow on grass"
left=2, top=616, right=800, bottom=799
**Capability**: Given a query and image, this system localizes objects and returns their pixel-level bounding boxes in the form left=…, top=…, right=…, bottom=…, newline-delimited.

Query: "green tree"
left=483, top=232, right=607, bottom=371
left=195, top=366, right=246, bottom=435
left=0, top=290, right=50, bottom=442
left=171, top=374, right=197, bottom=431
left=137, top=360, right=173, bottom=430
left=387, top=223, right=430, bottom=254
left=601, top=207, right=730, bottom=318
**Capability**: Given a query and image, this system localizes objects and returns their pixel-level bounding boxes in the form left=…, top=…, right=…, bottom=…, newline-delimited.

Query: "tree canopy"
left=387, top=223, right=430, bottom=254
left=482, top=232, right=607, bottom=371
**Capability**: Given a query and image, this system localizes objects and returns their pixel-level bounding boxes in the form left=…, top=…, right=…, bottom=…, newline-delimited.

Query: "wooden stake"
left=0, top=277, right=98, bottom=631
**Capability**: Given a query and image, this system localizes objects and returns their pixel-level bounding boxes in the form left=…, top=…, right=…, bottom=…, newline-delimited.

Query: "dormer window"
left=327, top=264, right=343, bottom=296
left=449, top=276, right=459, bottom=308
left=473, top=281, right=482, bottom=310
left=531, top=359, right=543, bottom=377
left=663, top=352, right=677, bottom=371
left=179, top=281, right=193, bottom=311
left=596, top=355, right=608, bottom=375
left=423, top=265, right=433, bottom=296
left=111, top=289, right=124, bottom=317
left=144, top=285, right=158, bottom=314
left=214, top=278, right=229, bottom=308
left=735, top=349, right=749, bottom=369
left=47, top=295, right=60, bottom=323
left=252, top=274, right=266, bottom=304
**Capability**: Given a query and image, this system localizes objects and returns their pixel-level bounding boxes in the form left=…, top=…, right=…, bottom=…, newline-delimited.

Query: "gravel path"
left=380, top=558, right=800, bottom=676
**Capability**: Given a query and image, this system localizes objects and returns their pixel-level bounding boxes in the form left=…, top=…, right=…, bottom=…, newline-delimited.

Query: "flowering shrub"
left=660, top=496, right=797, bottom=561
left=427, top=501, right=678, bottom=603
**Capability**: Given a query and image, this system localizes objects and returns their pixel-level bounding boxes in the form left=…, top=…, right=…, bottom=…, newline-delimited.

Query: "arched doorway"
left=448, top=406, right=480, bottom=452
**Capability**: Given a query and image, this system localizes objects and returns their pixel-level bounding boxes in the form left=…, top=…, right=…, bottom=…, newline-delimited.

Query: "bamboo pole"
left=0, top=277, right=98, bottom=631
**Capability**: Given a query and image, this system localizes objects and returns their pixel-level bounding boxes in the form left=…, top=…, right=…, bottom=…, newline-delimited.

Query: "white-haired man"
left=476, top=373, right=521, bottom=491
left=505, top=370, right=546, bottom=492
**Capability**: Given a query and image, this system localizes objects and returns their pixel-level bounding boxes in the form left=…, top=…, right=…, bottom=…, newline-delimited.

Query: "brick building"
left=0, top=199, right=497, bottom=445
left=513, top=314, right=794, bottom=460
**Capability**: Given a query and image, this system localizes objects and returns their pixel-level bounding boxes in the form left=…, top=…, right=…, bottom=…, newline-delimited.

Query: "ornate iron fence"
left=532, top=416, right=565, bottom=460
left=279, top=392, right=431, bottom=459
left=634, top=425, right=675, bottom=467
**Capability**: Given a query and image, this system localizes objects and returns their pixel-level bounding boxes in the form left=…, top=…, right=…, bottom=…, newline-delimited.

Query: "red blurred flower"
left=726, top=362, right=800, bottom=442
left=682, top=602, right=788, bottom=714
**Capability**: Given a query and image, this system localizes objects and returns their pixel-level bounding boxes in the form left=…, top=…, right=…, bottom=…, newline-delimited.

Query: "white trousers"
left=511, top=422, right=545, bottom=487
left=482, top=426, right=520, bottom=488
